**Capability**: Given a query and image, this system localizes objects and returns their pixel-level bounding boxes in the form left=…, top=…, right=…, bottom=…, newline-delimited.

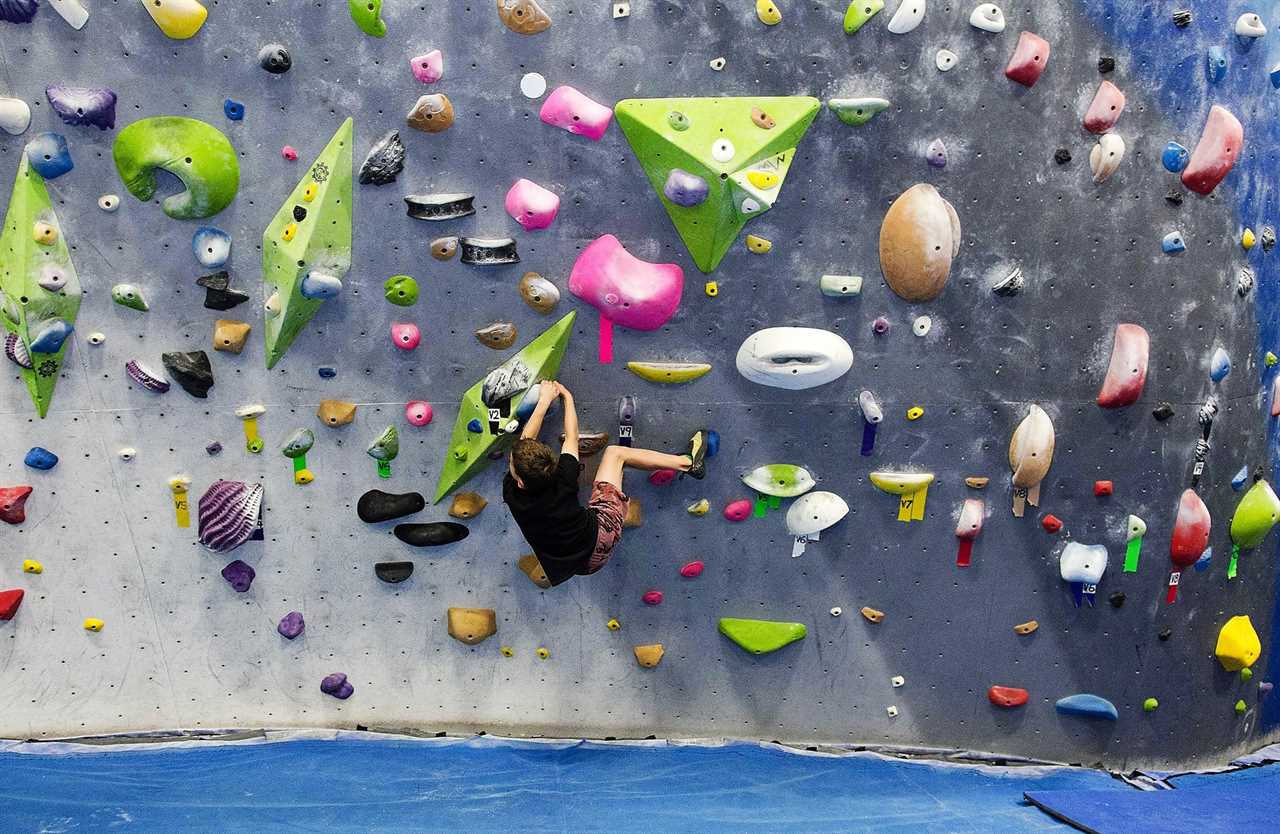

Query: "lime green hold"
left=828, top=97, right=890, bottom=127
left=1143, top=697, right=1159, bottom=712
left=1230, top=479, right=1280, bottom=550
left=1242, top=667, right=1254, bottom=682
left=615, top=96, right=821, bottom=273
left=384, top=274, right=419, bottom=307
left=113, top=117, right=240, bottom=220
left=843, top=0, right=884, bottom=34
left=1267, top=351, right=1278, bottom=366
left=719, top=618, right=807, bottom=655
left=1236, top=699, right=1248, bottom=716
left=349, top=0, right=387, bottom=36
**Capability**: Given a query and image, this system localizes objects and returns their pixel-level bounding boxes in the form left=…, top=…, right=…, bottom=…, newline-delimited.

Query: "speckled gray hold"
left=359, top=130, right=406, bottom=186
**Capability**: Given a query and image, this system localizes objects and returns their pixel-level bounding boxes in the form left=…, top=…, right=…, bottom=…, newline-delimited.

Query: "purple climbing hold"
left=205, top=441, right=223, bottom=456
left=872, top=316, right=890, bottom=335
left=926, top=138, right=947, bottom=168
left=0, top=0, right=37, bottom=23
left=278, top=611, right=305, bottom=639
left=663, top=168, right=709, bottom=207
left=45, top=86, right=117, bottom=131
left=320, top=672, right=354, bottom=699
left=221, top=559, right=256, bottom=592
left=199, top=480, right=264, bottom=553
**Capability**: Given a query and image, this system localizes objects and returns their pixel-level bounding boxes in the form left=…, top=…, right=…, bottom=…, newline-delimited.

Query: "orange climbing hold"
left=988, top=686, right=1029, bottom=708
left=1041, top=514, right=1063, bottom=533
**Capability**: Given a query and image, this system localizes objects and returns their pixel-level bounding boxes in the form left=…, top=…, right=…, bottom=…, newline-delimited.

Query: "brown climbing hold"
left=965, top=477, right=989, bottom=489
left=623, top=498, right=643, bottom=528
left=1014, top=620, right=1039, bottom=635
left=447, top=607, right=497, bottom=645
left=518, top=271, right=560, bottom=313
left=860, top=606, right=885, bottom=623
left=213, top=319, right=251, bottom=354
left=497, top=0, right=551, bottom=34
left=431, top=236, right=459, bottom=260
left=573, top=431, right=610, bottom=456
left=518, top=553, right=551, bottom=588
left=475, top=322, right=518, bottom=350
left=878, top=183, right=961, bottom=302
left=448, top=491, right=488, bottom=519
left=407, top=94, right=455, bottom=133
left=317, top=399, right=357, bottom=427
left=750, top=107, right=776, bottom=129
left=634, top=644, right=665, bottom=668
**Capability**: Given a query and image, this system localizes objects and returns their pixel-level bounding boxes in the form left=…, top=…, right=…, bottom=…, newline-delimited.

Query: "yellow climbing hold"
left=141, top=0, right=209, bottom=40
left=687, top=498, right=710, bottom=516
left=1215, top=615, right=1261, bottom=672
left=705, top=281, right=719, bottom=297
left=861, top=606, right=885, bottom=623
left=745, top=234, right=773, bottom=254
left=1242, top=228, right=1257, bottom=250
left=607, top=618, right=622, bottom=631
left=536, top=647, right=550, bottom=659
left=500, top=646, right=515, bottom=657
left=626, top=361, right=713, bottom=384
left=303, top=182, right=318, bottom=202
left=169, top=475, right=191, bottom=528
left=746, top=171, right=780, bottom=190
left=1236, top=699, right=1248, bottom=715
left=869, top=471, right=934, bottom=522
left=1268, top=352, right=1278, bottom=367
left=83, top=617, right=104, bottom=632
left=447, top=607, right=497, bottom=645
left=634, top=644, right=665, bottom=668
left=755, top=0, right=781, bottom=25
left=21, top=559, right=42, bottom=574
left=906, top=406, right=924, bottom=421
left=282, top=222, right=297, bottom=242
left=33, top=222, right=57, bottom=245
left=294, top=468, right=315, bottom=485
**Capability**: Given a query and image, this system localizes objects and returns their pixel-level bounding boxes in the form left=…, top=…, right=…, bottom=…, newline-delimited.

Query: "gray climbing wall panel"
left=1, top=1, right=1276, bottom=770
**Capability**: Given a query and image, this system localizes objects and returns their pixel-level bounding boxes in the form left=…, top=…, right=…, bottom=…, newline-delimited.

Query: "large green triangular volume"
left=718, top=617, right=807, bottom=655
left=0, top=157, right=82, bottom=418
left=262, top=118, right=354, bottom=368
left=615, top=97, right=820, bottom=273
left=433, top=311, right=577, bottom=503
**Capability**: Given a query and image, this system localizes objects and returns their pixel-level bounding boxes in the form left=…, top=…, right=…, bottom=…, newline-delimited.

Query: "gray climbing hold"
left=375, top=561, right=414, bottom=583
left=460, top=237, right=519, bottom=265
left=161, top=351, right=214, bottom=398
left=359, top=130, right=406, bottom=186
left=404, top=192, right=474, bottom=220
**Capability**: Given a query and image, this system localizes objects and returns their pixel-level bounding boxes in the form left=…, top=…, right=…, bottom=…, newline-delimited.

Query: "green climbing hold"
left=1228, top=479, right=1280, bottom=578
left=1242, top=667, right=1254, bottom=682
left=827, top=97, right=890, bottom=127
left=615, top=96, right=820, bottom=273
left=843, top=0, right=884, bottom=34
left=1236, top=699, right=1248, bottom=716
left=383, top=274, right=419, bottom=307
left=0, top=155, right=82, bottom=418
left=262, top=118, right=353, bottom=369
left=349, top=0, right=387, bottom=36
left=433, top=311, right=576, bottom=503
left=112, top=117, right=240, bottom=220
left=719, top=617, right=807, bottom=655
left=1143, top=697, right=1159, bottom=712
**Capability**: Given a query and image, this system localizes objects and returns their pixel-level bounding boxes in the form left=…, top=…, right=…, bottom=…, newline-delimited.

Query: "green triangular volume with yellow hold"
left=719, top=618, right=807, bottom=655
left=615, top=96, right=821, bottom=273
left=0, top=156, right=82, bottom=418
left=262, top=118, right=354, bottom=368
left=433, top=311, right=577, bottom=503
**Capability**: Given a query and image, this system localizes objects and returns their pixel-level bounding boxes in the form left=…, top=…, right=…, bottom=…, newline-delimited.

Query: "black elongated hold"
left=1152, top=402, right=1175, bottom=421
left=359, top=130, right=406, bottom=186
left=1165, top=189, right=1184, bottom=206
left=404, top=193, right=475, bottom=221
left=393, top=521, right=469, bottom=547
left=161, top=350, right=214, bottom=398
left=1172, top=9, right=1191, bottom=28
left=460, top=237, right=520, bottom=266
left=198, top=271, right=250, bottom=311
left=375, top=561, right=415, bottom=583
left=358, top=489, right=425, bottom=523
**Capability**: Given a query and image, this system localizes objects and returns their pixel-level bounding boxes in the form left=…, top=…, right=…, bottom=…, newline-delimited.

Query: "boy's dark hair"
left=511, top=438, right=558, bottom=489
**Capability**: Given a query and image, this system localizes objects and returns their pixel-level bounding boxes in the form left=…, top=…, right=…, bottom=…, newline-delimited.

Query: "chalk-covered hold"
left=1096, top=323, right=1148, bottom=408
left=1089, top=133, right=1125, bottom=183
left=969, top=3, right=1004, bottom=32
left=663, top=169, right=710, bottom=207
left=505, top=178, right=560, bottom=230
left=0, top=97, right=31, bottom=136
left=843, top=0, right=884, bottom=34
left=1005, top=31, right=1051, bottom=87
left=879, top=183, right=961, bottom=302
left=1182, top=105, right=1242, bottom=196
left=736, top=327, right=853, bottom=389
left=1082, top=80, right=1125, bottom=134
left=25, top=132, right=74, bottom=179
left=1236, top=12, right=1267, bottom=39
left=411, top=50, right=443, bottom=83
left=935, top=49, right=957, bottom=71
left=45, top=86, right=116, bottom=131
left=828, top=97, right=889, bottom=126
left=1207, top=46, right=1228, bottom=83
left=407, top=94, right=454, bottom=133
left=886, top=0, right=924, bottom=34
left=497, top=0, right=551, bottom=34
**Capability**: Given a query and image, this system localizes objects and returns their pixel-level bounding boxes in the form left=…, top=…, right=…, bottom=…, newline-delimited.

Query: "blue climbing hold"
left=1161, top=231, right=1186, bottom=254
left=28, top=319, right=73, bottom=354
left=706, top=429, right=720, bottom=457
left=1194, top=547, right=1212, bottom=572
left=1161, top=141, right=1189, bottom=173
left=318, top=366, right=337, bottom=378
left=1271, top=62, right=1280, bottom=88
left=514, top=385, right=541, bottom=422
left=1055, top=693, right=1118, bottom=720
left=24, top=447, right=58, bottom=470
left=24, top=132, right=74, bottom=179
left=299, top=270, right=343, bottom=300
left=224, top=99, right=245, bottom=121
left=467, top=418, right=483, bottom=433
left=1207, top=46, right=1228, bottom=83
left=1232, top=466, right=1250, bottom=491
left=1210, top=347, right=1231, bottom=382
left=192, top=227, right=231, bottom=269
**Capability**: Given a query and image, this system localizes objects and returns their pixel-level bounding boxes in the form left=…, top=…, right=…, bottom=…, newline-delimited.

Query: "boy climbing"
left=504, top=380, right=708, bottom=587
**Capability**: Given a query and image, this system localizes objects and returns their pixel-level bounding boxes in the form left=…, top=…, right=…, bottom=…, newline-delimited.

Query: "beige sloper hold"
left=449, top=491, right=488, bottom=519
left=497, top=0, right=551, bottom=34
left=518, top=554, right=551, bottom=588
left=1008, top=404, right=1055, bottom=517
left=634, top=644, right=665, bottom=668
left=407, top=94, right=455, bottom=133
left=624, top=498, right=643, bottom=528
left=878, top=183, right=961, bottom=302
left=213, top=319, right=251, bottom=354
left=861, top=606, right=885, bottom=623
left=447, top=607, right=497, bottom=645
left=1014, top=619, right=1039, bottom=635
left=317, top=399, right=357, bottom=427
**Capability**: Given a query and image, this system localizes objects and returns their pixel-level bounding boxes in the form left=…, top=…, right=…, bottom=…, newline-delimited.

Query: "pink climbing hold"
left=724, top=499, right=752, bottom=522
left=649, top=468, right=677, bottom=486
left=410, top=49, right=443, bottom=83
left=504, top=178, right=560, bottom=231
left=405, top=400, right=434, bottom=426
left=1004, top=31, right=1051, bottom=87
left=568, top=234, right=684, bottom=364
left=1096, top=323, right=1149, bottom=409
left=282, top=145, right=299, bottom=161
left=642, top=590, right=664, bottom=606
left=1182, top=105, right=1243, bottom=196
left=391, top=322, right=421, bottom=351
left=539, top=85, right=614, bottom=141
left=1272, top=377, right=1280, bottom=418
left=1082, top=80, right=1125, bottom=134
left=680, top=560, right=705, bottom=578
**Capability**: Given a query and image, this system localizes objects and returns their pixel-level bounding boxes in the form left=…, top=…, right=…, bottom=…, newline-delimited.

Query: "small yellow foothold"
left=22, top=559, right=42, bottom=574
left=1243, top=228, right=1257, bottom=250
left=33, top=222, right=57, bottom=245
left=755, top=0, right=781, bottom=25
left=705, top=281, right=719, bottom=297
left=1267, top=352, right=1278, bottom=367
left=746, top=171, right=780, bottom=190
left=295, top=468, right=315, bottom=485
left=83, top=618, right=104, bottom=632
left=606, top=618, right=621, bottom=631
left=536, top=647, right=550, bottom=659
left=303, top=182, right=318, bottom=202
left=282, top=222, right=297, bottom=242
left=906, top=406, right=924, bottom=421
left=745, top=234, right=772, bottom=254
left=687, top=498, right=711, bottom=516
left=500, top=646, right=514, bottom=657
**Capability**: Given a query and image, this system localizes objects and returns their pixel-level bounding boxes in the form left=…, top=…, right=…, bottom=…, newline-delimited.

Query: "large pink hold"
left=539, top=86, right=613, bottom=141
left=1005, top=31, right=1051, bottom=87
left=1083, top=80, right=1125, bottom=134
left=680, top=560, right=704, bottom=578
left=405, top=400, right=433, bottom=426
left=505, top=178, right=560, bottom=231
left=1096, top=323, right=1149, bottom=409
left=1182, top=105, right=1243, bottom=196
left=642, top=590, right=664, bottom=605
left=724, top=499, right=752, bottom=522
left=411, top=50, right=443, bottom=83
left=391, top=323, right=421, bottom=351
left=568, top=234, right=684, bottom=363
left=649, top=469, right=677, bottom=486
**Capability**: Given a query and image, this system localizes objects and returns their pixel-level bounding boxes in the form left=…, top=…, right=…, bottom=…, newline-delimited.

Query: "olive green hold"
left=384, top=274, right=419, bottom=307
left=1143, top=697, right=1159, bottom=712
left=1236, top=699, right=1248, bottom=716
left=667, top=110, right=690, bottom=131
left=828, top=97, right=890, bottom=127
left=1242, top=667, right=1254, bottom=682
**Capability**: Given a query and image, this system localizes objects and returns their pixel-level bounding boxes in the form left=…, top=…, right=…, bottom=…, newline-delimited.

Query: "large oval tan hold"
left=449, top=491, right=488, bottom=519
left=447, top=607, right=497, bottom=645
left=878, top=183, right=961, bottom=302
left=1008, top=404, right=1055, bottom=517
left=497, top=0, right=551, bottom=34
left=634, top=644, right=665, bottom=668
left=317, top=399, right=357, bottom=427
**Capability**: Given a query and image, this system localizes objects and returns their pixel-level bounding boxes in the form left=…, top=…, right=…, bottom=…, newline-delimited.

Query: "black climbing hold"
left=375, top=561, right=415, bottom=583
left=198, top=271, right=250, bottom=311
left=357, top=489, right=426, bottom=523
left=258, top=43, right=292, bottom=74
left=292, top=205, right=307, bottom=222
left=393, top=521, right=470, bottom=547
left=1108, top=591, right=1125, bottom=608
left=161, top=350, right=214, bottom=398
left=1262, top=226, right=1276, bottom=252
left=1172, top=9, right=1192, bottom=27
left=1254, top=465, right=1265, bottom=483
left=1097, top=56, right=1115, bottom=74
left=1053, top=148, right=1071, bottom=165
left=1165, top=189, right=1185, bottom=206
left=318, top=366, right=337, bottom=378
left=1152, top=402, right=1175, bottom=421
left=404, top=193, right=476, bottom=221
left=1158, top=627, right=1172, bottom=641
left=206, top=441, right=223, bottom=456
left=460, top=237, right=520, bottom=266
left=359, top=130, right=406, bottom=186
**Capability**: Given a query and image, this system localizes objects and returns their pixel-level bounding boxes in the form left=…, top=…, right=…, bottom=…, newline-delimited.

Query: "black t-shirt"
left=503, top=453, right=599, bottom=586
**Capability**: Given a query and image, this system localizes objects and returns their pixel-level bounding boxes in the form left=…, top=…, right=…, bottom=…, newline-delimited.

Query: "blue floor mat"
left=0, top=734, right=1127, bottom=833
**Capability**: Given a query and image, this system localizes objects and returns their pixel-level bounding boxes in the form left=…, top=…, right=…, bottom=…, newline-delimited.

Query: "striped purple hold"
left=198, top=480, right=264, bottom=554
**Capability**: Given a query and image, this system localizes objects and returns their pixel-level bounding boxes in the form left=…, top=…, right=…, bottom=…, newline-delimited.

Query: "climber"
left=504, top=380, right=707, bottom=586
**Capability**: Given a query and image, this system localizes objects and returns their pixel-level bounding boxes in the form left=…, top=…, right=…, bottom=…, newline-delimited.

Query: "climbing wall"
left=2, top=0, right=1278, bottom=771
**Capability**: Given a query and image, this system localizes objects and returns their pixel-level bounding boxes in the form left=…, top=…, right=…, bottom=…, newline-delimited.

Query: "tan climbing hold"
left=965, top=477, right=989, bottom=489
left=623, top=498, right=643, bottom=528
left=407, top=94, right=455, bottom=133
left=518, top=553, right=551, bottom=588
left=317, top=399, right=357, bottom=427
left=431, top=236, right=459, bottom=261
left=212, top=319, right=251, bottom=354
left=449, top=491, right=488, bottom=519
left=447, top=607, right=497, bottom=645
left=1014, top=619, right=1039, bottom=635
left=497, top=0, right=551, bottom=34
left=519, top=271, right=560, bottom=313
left=475, top=322, right=518, bottom=350
left=878, top=183, right=961, bottom=303
left=860, top=606, right=885, bottom=623
left=634, top=644, right=665, bottom=668
left=750, top=107, right=776, bottom=129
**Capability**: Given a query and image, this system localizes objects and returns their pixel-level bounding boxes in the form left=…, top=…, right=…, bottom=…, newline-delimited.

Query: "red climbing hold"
left=1005, top=31, right=1051, bottom=87
left=648, top=468, right=677, bottom=486
left=0, top=485, right=32, bottom=525
left=0, top=588, right=23, bottom=620
left=1041, top=514, right=1063, bottom=533
left=1170, top=488, right=1211, bottom=569
left=1093, top=480, right=1113, bottom=497
left=642, top=590, right=664, bottom=605
left=988, top=685, right=1029, bottom=708
left=680, top=560, right=705, bottom=578
left=1082, top=80, right=1125, bottom=134
left=1182, top=105, right=1243, bottom=196
left=1096, top=323, right=1149, bottom=409
left=724, top=499, right=752, bottom=521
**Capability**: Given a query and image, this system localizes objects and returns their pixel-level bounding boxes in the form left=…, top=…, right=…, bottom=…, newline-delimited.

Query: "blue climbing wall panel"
left=1, top=1, right=1278, bottom=770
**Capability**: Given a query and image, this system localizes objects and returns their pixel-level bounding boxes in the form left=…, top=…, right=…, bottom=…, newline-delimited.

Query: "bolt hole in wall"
left=0, top=0, right=1276, bottom=774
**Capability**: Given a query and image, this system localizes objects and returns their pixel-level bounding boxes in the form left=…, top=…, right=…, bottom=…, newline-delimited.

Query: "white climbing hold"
left=613, top=2, right=631, bottom=18
left=0, top=97, right=31, bottom=136
left=118, top=447, right=137, bottom=461
left=886, top=705, right=899, bottom=717
left=891, top=675, right=905, bottom=687
left=98, top=194, right=120, bottom=212
left=87, top=332, right=106, bottom=345
left=520, top=72, right=547, bottom=99
left=935, top=49, right=957, bottom=71
left=711, top=138, right=736, bottom=162
left=969, top=3, right=1005, bottom=33
left=1089, top=133, right=1125, bottom=183
left=47, top=0, right=90, bottom=29
left=912, top=315, right=931, bottom=337
left=264, top=291, right=282, bottom=318
left=709, top=57, right=726, bottom=71
left=887, top=0, right=924, bottom=34
left=830, top=606, right=843, bottom=617
left=1236, top=13, right=1267, bottom=39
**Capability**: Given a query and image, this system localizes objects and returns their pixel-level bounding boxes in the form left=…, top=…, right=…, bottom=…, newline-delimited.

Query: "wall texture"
left=1, top=0, right=1277, bottom=770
